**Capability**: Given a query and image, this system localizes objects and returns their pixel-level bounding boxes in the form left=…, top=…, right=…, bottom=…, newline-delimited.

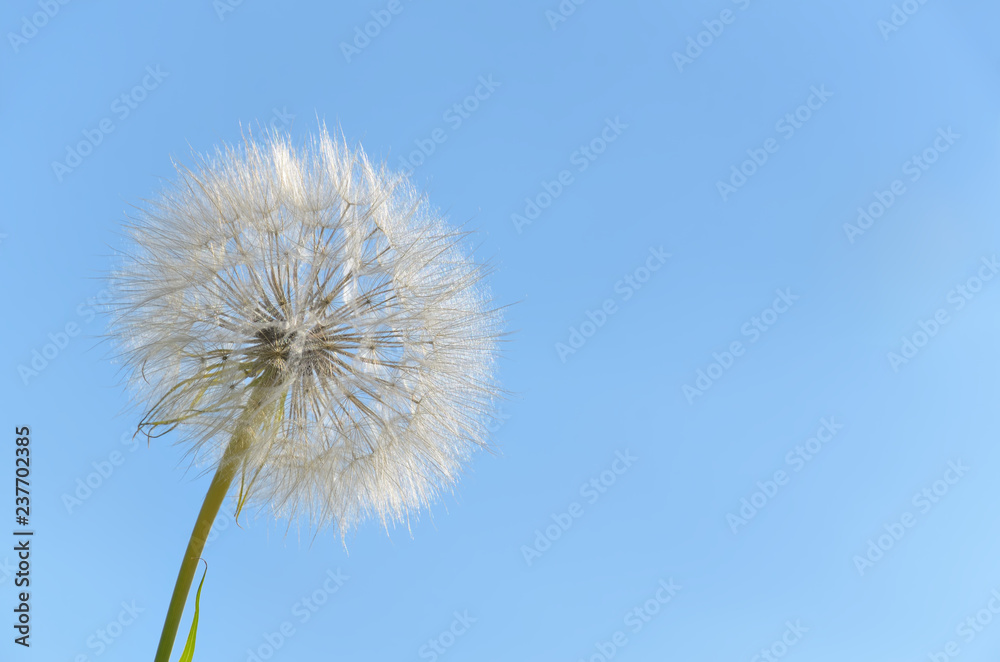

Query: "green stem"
left=153, top=382, right=272, bottom=662
left=152, top=435, right=242, bottom=662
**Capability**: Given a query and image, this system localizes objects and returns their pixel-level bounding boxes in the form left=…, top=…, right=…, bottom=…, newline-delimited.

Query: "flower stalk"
left=153, top=380, right=274, bottom=662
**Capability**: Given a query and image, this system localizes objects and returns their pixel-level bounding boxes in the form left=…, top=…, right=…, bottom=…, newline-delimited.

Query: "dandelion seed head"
left=111, top=125, right=502, bottom=535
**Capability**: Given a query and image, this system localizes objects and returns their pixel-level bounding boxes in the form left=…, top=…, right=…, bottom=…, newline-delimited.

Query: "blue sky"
left=3, top=1, right=1000, bottom=660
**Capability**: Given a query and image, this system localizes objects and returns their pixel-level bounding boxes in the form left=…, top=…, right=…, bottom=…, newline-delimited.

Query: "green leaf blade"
left=177, top=562, right=208, bottom=662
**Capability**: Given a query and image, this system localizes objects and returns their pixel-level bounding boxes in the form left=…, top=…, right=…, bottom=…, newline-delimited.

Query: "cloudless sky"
left=4, top=1, right=1000, bottom=661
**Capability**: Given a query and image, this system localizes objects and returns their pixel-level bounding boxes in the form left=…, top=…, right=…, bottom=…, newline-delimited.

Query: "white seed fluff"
left=110, top=125, right=502, bottom=535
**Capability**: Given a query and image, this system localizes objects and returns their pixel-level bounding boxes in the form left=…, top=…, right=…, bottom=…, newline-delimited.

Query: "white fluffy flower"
left=111, top=125, right=502, bottom=534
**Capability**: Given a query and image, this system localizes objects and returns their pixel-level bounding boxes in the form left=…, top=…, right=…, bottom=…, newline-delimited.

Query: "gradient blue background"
left=3, top=1, right=1000, bottom=660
